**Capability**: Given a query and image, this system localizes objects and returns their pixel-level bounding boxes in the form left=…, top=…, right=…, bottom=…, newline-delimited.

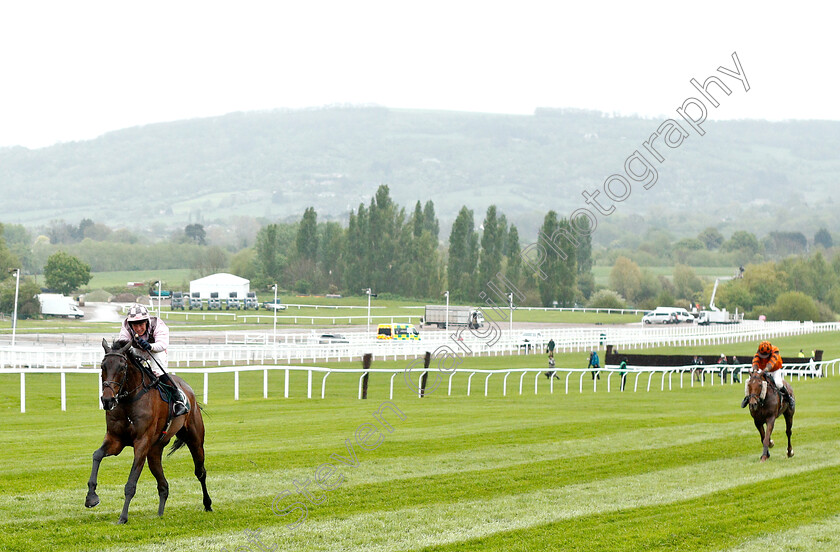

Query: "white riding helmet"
left=126, top=304, right=150, bottom=323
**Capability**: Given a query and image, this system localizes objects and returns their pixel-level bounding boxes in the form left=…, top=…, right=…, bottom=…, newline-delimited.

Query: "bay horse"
left=85, top=339, right=212, bottom=523
left=745, top=369, right=795, bottom=462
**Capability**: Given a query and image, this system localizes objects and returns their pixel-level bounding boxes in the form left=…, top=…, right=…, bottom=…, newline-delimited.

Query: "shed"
left=189, top=273, right=250, bottom=300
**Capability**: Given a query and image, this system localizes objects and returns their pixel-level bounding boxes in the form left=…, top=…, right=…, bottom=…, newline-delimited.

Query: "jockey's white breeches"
left=770, top=369, right=784, bottom=389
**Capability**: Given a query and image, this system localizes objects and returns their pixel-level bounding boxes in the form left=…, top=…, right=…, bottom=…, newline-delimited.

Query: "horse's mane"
left=111, top=338, right=131, bottom=350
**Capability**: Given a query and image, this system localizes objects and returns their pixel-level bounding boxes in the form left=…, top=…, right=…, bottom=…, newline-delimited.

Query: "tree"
left=318, top=222, right=345, bottom=289
left=536, top=212, right=576, bottom=307
left=412, top=201, right=424, bottom=238
left=44, top=251, right=91, bottom=295
left=587, top=289, right=627, bottom=309
left=479, top=206, right=503, bottom=288
left=814, top=228, right=834, bottom=249
left=192, top=246, right=229, bottom=277
left=697, top=227, right=724, bottom=250
left=722, top=230, right=761, bottom=253
left=295, top=207, right=318, bottom=261
left=0, top=277, right=41, bottom=318
left=767, top=291, right=819, bottom=322
left=367, top=185, right=403, bottom=293
left=422, top=200, right=439, bottom=241
left=448, top=207, right=479, bottom=300
left=609, top=256, right=642, bottom=304
left=673, top=264, right=703, bottom=302
left=505, top=224, right=522, bottom=287
left=254, top=224, right=286, bottom=286
left=184, top=224, right=207, bottom=245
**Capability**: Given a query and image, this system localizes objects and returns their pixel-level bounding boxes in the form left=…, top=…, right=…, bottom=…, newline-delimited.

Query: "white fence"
left=2, top=358, right=834, bottom=414
left=2, top=320, right=838, bottom=370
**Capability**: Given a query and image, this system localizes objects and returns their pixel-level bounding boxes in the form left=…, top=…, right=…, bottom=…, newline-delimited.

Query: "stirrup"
left=172, top=389, right=190, bottom=417
left=173, top=400, right=189, bottom=417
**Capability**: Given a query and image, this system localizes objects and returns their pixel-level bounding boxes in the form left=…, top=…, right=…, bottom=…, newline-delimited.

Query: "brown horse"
left=745, top=369, right=795, bottom=462
left=85, top=339, right=212, bottom=523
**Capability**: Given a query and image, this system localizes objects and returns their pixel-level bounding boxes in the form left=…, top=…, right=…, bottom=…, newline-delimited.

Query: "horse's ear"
left=117, top=340, right=132, bottom=354
left=102, top=338, right=111, bottom=353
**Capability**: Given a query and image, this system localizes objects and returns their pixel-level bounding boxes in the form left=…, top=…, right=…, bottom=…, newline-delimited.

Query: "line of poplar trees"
left=250, top=184, right=592, bottom=305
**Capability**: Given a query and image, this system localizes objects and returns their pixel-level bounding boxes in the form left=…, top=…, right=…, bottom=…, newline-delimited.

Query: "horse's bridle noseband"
left=101, top=352, right=150, bottom=407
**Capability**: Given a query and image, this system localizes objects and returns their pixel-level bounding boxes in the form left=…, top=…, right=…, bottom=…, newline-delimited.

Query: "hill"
left=2, top=107, right=839, bottom=240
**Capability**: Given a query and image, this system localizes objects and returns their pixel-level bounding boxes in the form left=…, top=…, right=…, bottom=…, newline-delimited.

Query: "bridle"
left=101, top=352, right=154, bottom=407
left=746, top=372, right=768, bottom=408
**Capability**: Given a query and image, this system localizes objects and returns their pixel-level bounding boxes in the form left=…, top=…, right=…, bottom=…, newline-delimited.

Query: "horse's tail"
left=167, top=436, right=187, bottom=457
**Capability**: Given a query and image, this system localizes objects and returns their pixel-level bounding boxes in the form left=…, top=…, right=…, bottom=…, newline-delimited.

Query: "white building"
left=189, top=273, right=250, bottom=300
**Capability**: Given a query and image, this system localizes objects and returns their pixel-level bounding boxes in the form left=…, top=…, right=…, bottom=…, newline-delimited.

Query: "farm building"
left=189, top=273, right=250, bottom=300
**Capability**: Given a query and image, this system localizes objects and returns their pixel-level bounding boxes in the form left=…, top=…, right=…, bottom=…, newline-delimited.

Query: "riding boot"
left=740, top=396, right=749, bottom=408
left=779, top=386, right=795, bottom=410
left=159, top=373, right=189, bottom=417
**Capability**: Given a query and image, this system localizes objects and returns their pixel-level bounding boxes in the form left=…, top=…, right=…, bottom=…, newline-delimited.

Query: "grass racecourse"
left=2, top=335, right=840, bottom=551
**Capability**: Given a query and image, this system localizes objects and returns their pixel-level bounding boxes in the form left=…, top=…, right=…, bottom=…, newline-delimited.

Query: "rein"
left=101, top=352, right=159, bottom=405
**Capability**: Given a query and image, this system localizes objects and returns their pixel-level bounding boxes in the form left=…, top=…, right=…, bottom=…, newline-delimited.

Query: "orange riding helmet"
left=757, top=341, right=773, bottom=358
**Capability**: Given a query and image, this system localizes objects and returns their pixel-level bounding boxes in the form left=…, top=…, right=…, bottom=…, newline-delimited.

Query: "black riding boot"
left=740, top=396, right=749, bottom=408
left=159, top=373, right=189, bottom=417
left=779, top=386, right=795, bottom=410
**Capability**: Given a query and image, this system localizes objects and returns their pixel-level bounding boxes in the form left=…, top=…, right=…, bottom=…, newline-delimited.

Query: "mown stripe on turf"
left=408, top=466, right=840, bottom=552
left=2, top=419, right=833, bottom=524
left=717, top=513, right=840, bottom=552
left=91, top=442, right=840, bottom=552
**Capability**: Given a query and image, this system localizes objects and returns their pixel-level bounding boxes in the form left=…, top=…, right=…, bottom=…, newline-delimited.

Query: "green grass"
left=592, top=265, right=739, bottom=286
left=2, top=332, right=840, bottom=551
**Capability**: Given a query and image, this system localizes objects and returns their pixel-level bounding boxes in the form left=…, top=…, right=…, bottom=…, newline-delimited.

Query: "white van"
left=642, top=307, right=693, bottom=325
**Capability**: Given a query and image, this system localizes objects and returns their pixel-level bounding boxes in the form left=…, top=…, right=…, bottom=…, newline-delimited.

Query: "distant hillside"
left=2, top=107, right=838, bottom=241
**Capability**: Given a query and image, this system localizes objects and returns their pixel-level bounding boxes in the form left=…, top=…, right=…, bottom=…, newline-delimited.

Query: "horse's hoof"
left=760, top=455, right=768, bottom=462
left=769, top=440, right=775, bottom=448
left=788, top=451, right=794, bottom=458
left=85, top=495, right=100, bottom=508
left=117, top=517, right=128, bottom=525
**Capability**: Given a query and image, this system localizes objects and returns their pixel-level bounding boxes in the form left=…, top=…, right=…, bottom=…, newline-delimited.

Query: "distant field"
left=592, top=265, right=739, bottom=286
left=85, top=269, right=195, bottom=291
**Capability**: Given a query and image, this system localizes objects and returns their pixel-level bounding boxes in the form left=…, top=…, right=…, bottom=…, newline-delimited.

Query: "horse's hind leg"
left=147, top=445, right=169, bottom=517
left=180, top=423, right=212, bottom=512
left=86, top=435, right=125, bottom=508
left=785, top=410, right=794, bottom=458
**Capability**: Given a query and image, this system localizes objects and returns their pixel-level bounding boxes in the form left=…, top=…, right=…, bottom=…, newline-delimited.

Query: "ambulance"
left=376, top=323, right=421, bottom=340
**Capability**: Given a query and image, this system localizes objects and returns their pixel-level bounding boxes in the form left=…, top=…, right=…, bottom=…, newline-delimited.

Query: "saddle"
left=128, top=350, right=189, bottom=426
left=760, top=371, right=790, bottom=409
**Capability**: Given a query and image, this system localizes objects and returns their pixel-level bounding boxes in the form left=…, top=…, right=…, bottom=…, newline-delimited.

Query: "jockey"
left=741, top=340, right=794, bottom=409
left=118, top=304, right=188, bottom=417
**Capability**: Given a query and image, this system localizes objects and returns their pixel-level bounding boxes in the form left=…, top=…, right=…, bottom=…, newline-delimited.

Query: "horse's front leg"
left=146, top=445, right=169, bottom=517
left=785, top=410, right=795, bottom=458
left=86, top=435, right=125, bottom=508
left=119, top=438, right=151, bottom=524
left=761, top=416, right=777, bottom=462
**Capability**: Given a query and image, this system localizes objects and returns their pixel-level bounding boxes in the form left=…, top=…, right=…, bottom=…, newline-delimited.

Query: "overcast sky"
left=0, top=1, right=835, bottom=148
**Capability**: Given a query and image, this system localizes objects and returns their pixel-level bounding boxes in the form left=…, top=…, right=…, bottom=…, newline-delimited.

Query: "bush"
left=587, top=289, right=627, bottom=310
left=293, top=279, right=312, bottom=294
left=766, top=291, right=819, bottom=322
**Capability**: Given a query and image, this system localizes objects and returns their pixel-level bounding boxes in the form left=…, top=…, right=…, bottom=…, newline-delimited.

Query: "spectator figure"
left=717, top=354, right=728, bottom=383
left=619, top=357, right=628, bottom=391
left=696, top=355, right=706, bottom=383
left=798, top=349, right=805, bottom=358
left=544, top=353, right=559, bottom=380
left=731, top=355, right=741, bottom=383
left=692, top=355, right=702, bottom=382
left=547, top=338, right=556, bottom=355
left=588, top=350, right=600, bottom=380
